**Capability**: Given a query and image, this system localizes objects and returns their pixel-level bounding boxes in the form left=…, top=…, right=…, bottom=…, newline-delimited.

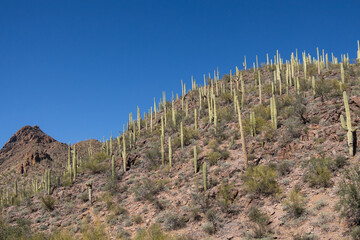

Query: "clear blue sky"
left=1, top=0, right=359, bottom=147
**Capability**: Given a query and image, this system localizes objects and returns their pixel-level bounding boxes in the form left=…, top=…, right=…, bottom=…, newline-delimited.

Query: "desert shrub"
left=81, top=219, right=108, bottom=240
left=202, top=222, right=216, bottom=235
left=134, top=224, right=173, bottom=240
left=61, top=172, right=73, bottom=187
left=277, top=160, right=293, bottom=176
left=49, top=229, right=74, bottom=240
left=336, top=165, right=360, bottom=225
left=248, top=207, right=269, bottom=238
left=283, top=189, right=306, bottom=217
left=189, top=207, right=201, bottom=221
left=163, top=212, right=187, bottom=230
left=217, top=180, right=236, bottom=213
left=351, top=226, right=360, bottom=240
left=209, top=121, right=229, bottom=141
left=253, top=104, right=271, bottom=120
left=218, top=105, right=234, bottom=122
left=80, top=192, right=89, bottom=202
left=132, top=215, right=143, bottom=224
left=205, top=140, right=230, bottom=165
left=40, top=195, right=56, bottom=211
left=132, top=178, right=165, bottom=202
left=190, top=192, right=210, bottom=213
left=0, top=218, right=32, bottom=240
left=263, top=124, right=277, bottom=142
left=278, top=95, right=296, bottom=112
left=334, top=154, right=348, bottom=170
left=284, top=118, right=303, bottom=139
left=243, top=115, right=270, bottom=137
left=304, top=155, right=333, bottom=187
left=207, top=150, right=229, bottom=166
left=219, top=92, right=233, bottom=104
left=103, top=178, right=119, bottom=196
left=315, top=77, right=332, bottom=101
left=205, top=208, right=219, bottom=225
left=306, top=63, right=317, bottom=76
left=293, top=232, right=319, bottom=240
left=144, top=143, right=162, bottom=170
left=82, top=152, right=109, bottom=173
left=243, top=165, right=279, bottom=196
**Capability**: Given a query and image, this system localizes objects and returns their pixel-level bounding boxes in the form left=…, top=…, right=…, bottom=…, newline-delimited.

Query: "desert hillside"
left=2, top=46, right=360, bottom=240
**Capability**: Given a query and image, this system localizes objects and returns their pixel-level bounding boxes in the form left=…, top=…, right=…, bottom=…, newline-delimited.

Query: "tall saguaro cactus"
left=340, top=91, right=357, bottom=156
left=168, top=137, right=172, bottom=168
left=203, top=162, right=207, bottom=191
left=270, top=95, right=277, bottom=129
left=112, top=156, right=115, bottom=180
left=194, top=146, right=197, bottom=173
left=122, top=134, right=127, bottom=172
left=236, top=98, right=248, bottom=169
left=180, top=122, right=184, bottom=149
left=250, top=112, right=256, bottom=136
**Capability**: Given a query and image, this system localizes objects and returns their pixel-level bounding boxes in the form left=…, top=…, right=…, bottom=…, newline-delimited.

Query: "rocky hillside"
left=1, top=49, right=360, bottom=240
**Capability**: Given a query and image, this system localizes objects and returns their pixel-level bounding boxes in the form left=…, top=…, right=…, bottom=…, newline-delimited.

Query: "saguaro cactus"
left=203, top=162, right=207, bottom=191
left=112, top=156, right=115, bottom=180
left=161, top=116, right=165, bottom=165
left=122, top=135, right=127, bottom=172
left=194, top=146, right=197, bottom=173
left=86, top=180, right=93, bottom=205
left=341, top=63, right=345, bottom=84
left=236, top=99, right=248, bottom=169
left=312, top=76, right=316, bottom=95
left=270, top=95, right=277, bottom=129
left=180, top=122, right=184, bottom=149
left=250, top=112, right=256, bottom=136
left=194, top=108, right=198, bottom=131
left=168, top=137, right=172, bottom=168
left=68, top=143, right=72, bottom=179
left=72, top=146, right=77, bottom=180
left=340, top=91, right=357, bottom=156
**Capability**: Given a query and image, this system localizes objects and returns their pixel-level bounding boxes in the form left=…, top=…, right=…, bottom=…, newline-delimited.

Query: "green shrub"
left=218, top=105, right=234, bottom=121
left=334, top=154, right=348, bottom=170
left=133, top=215, right=143, bottom=224
left=219, top=92, right=233, bottom=104
left=243, top=165, right=279, bottom=195
left=217, top=180, right=236, bottom=213
left=144, top=143, right=162, bottom=170
left=283, top=189, right=306, bottom=217
left=293, top=232, right=319, bottom=240
left=351, top=226, right=360, bottom=240
left=202, top=222, right=216, bottom=235
left=81, top=219, right=108, bottom=240
left=336, top=165, right=360, bottom=225
left=40, top=195, right=56, bottom=211
left=304, top=155, right=333, bottom=187
left=277, top=160, right=293, bottom=176
left=134, top=224, right=173, bottom=240
left=163, top=212, right=187, bottom=230
left=82, top=152, right=109, bottom=173
left=315, top=77, right=332, bottom=101
left=132, top=178, right=165, bottom=202
left=248, top=207, right=269, bottom=238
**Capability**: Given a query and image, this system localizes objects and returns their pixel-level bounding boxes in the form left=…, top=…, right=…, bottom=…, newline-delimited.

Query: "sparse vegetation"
left=336, top=165, right=360, bottom=226
left=243, top=165, right=279, bottom=196
left=248, top=207, right=270, bottom=238
left=283, top=189, right=306, bottom=217
left=40, top=195, right=56, bottom=211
